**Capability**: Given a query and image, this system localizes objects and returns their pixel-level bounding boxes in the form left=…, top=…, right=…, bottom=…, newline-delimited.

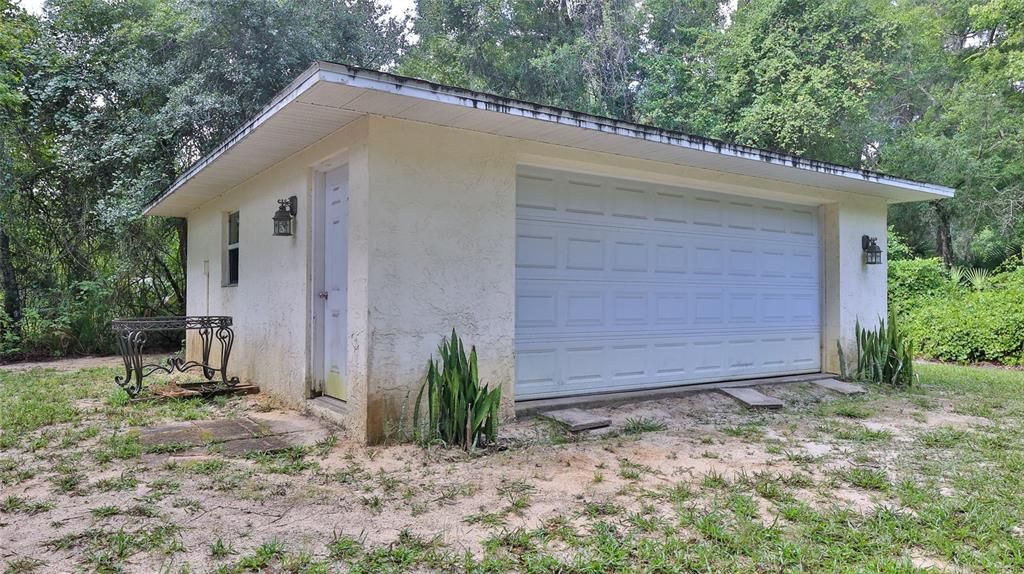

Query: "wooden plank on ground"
left=544, top=408, right=612, bottom=432
left=720, top=387, right=784, bottom=409
left=129, top=382, right=259, bottom=403
left=813, top=378, right=867, bottom=395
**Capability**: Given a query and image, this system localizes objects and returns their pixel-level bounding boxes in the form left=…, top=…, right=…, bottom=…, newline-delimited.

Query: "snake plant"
left=413, top=329, right=502, bottom=450
left=839, top=315, right=916, bottom=388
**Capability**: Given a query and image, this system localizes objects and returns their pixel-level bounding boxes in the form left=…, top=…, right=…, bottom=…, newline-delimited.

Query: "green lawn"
left=2, top=361, right=1024, bottom=573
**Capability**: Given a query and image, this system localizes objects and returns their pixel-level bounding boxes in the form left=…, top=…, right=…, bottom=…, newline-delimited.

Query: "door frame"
left=309, top=158, right=349, bottom=398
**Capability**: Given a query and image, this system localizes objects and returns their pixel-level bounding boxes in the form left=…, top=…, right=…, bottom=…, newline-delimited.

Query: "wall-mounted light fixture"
left=272, top=196, right=297, bottom=237
left=862, top=235, right=882, bottom=265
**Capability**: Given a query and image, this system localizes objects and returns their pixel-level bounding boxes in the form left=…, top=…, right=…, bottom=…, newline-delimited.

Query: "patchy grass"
left=622, top=416, right=667, bottom=434
left=0, top=495, right=54, bottom=515
left=5, top=359, right=1024, bottom=572
left=841, top=467, right=891, bottom=491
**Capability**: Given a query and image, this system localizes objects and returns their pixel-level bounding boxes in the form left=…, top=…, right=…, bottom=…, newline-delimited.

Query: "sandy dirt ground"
left=0, top=360, right=989, bottom=572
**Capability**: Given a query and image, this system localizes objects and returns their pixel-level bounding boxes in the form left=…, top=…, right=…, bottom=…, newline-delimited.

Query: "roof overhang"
left=144, top=61, right=954, bottom=216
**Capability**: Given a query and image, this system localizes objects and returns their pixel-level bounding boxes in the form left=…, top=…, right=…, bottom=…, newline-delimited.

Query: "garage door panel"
left=518, top=219, right=818, bottom=281
left=516, top=281, right=819, bottom=336
left=515, top=330, right=819, bottom=399
left=520, top=211, right=818, bottom=245
left=515, top=167, right=821, bottom=399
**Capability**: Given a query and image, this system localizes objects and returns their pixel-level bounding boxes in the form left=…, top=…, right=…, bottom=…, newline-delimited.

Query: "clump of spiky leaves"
left=413, top=329, right=502, bottom=450
left=839, top=315, right=916, bottom=388
left=962, top=267, right=991, bottom=290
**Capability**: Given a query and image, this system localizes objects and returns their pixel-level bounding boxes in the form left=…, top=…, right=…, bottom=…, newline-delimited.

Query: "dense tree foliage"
left=405, top=0, right=1024, bottom=267
left=0, top=0, right=405, bottom=357
left=1, top=0, right=1022, bottom=358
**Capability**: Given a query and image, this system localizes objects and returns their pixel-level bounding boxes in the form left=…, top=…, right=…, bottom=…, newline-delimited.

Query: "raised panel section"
left=566, top=293, right=604, bottom=327
left=612, top=241, right=647, bottom=272
left=611, top=186, right=648, bottom=219
left=613, top=293, right=648, bottom=325
left=566, top=238, right=604, bottom=270
left=655, top=293, right=687, bottom=325
left=517, top=292, right=557, bottom=329
left=654, top=191, right=687, bottom=223
left=611, top=345, right=648, bottom=379
left=565, top=347, right=604, bottom=383
left=728, top=247, right=757, bottom=277
left=564, top=179, right=604, bottom=215
left=516, top=174, right=558, bottom=211
left=693, top=245, right=724, bottom=275
left=516, top=233, right=556, bottom=269
left=655, top=244, right=687, bottom=274
left=692, top=197, right=724, bottom=227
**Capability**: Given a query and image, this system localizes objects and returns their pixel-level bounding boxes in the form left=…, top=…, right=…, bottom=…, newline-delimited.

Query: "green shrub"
left=413, top=329, right=502, bottom=450
left=1, top=280, right=124, bottom=360
left=903, top=276, right=1024, bottom=365
left=886, top=226, right=916, bottom=261
left=839, top=316, right=915, bottom=388
left=887, top=257, right=948, bottom=313
left=892, top=263, right=1024, bottom=365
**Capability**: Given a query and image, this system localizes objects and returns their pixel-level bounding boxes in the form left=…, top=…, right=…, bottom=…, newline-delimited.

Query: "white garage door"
left=515, top=167, right=821, bottom=400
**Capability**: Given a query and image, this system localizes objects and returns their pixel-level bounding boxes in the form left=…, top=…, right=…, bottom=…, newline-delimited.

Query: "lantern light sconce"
left=862, top=235, right=882, bottom=265
left=272, top=196, right=297, bottom=237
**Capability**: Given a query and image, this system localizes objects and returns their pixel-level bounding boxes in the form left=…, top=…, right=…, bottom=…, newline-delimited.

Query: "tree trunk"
left=0, top=226, right=23, bottom=335
left=933, top=200, right=954, bottom=268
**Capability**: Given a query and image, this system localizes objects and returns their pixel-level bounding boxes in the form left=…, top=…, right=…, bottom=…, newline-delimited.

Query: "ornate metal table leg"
left=216, top=326, right=240, bottom=386
left=114, top=330, right=146, bottom=398
left=198, top=326, right=214, bottom=381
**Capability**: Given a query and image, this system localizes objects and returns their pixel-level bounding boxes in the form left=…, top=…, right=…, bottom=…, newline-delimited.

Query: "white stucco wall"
left=822, top=197, right=889, bottom=373
left=185, top=113, right=893, bottom=443
left=361, top=118, right=519, bottom=440
left=185, top=119, right=370, bottom=408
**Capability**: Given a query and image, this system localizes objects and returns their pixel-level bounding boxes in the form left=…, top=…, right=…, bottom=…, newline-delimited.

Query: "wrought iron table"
left=111, top=316, right=240, bottom=397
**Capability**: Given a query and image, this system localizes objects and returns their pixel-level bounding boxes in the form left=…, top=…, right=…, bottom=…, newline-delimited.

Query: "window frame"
left=224, top=211, right=240, bottom=287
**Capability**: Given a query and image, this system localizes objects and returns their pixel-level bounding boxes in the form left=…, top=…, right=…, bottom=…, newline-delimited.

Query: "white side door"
left=322, top=166, right=348, bottom=400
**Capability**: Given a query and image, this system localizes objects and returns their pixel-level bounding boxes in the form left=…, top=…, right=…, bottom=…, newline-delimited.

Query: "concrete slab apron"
left=720, top=388, right=784, bottom=410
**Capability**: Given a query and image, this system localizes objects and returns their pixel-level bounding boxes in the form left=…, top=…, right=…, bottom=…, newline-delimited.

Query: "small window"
left=225, top=211, right=239, bottom=286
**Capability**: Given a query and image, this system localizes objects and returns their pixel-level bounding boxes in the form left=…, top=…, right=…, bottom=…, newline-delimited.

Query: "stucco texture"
left=186, top=114, right=891, bottom=443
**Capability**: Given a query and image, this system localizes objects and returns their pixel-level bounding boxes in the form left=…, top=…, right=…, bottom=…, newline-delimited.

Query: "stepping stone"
left=139, top=415, right=331, bottom=458
left=544, top=408, right=612, bottom=432
left=139, top=419, right=254, bottom=448
left=813, top=378, right=866, bottom=396
left=217, top=435, right=294, bottom=456
left=721, top=387, right=784, bottom=409
left=138, top=422, right=204, bottom=446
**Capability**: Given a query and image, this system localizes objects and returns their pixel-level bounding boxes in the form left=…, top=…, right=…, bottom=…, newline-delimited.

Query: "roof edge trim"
left=315, top=62, right=953, bottom=198
left=145, top=61, right=954, bottom=215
